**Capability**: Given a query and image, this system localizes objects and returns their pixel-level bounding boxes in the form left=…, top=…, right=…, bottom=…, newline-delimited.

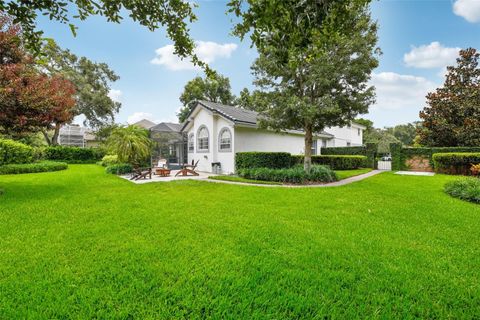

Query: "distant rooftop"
left=133, top=119, right=156, bottom=129
left=150, top=122, right=183, bottom=133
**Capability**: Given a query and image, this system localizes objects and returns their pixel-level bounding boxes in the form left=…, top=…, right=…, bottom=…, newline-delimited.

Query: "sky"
left=37, top=0, right=480, bottom=128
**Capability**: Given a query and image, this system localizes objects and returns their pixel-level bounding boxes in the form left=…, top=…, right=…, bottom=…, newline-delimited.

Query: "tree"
left=106, top=125, right=152, bottom=166
left=178, top=74, right=236, bottom=122
left=364, top=129, right=400, bottom=154
left=385, top=122, right=419, bottom=146
left=0, top=0, right=201, bottom=69
left=231, top=0, right=379, bottom=171
left=235, top=88, right=266, bottom=112
left=0, top=14, right=76, bottom=141
left=41, top=40, right=121, bottom=131
left=419, top=48, right=480, bottom=147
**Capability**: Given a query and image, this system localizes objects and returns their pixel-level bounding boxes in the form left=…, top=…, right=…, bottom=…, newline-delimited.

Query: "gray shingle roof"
left=133, top=119, right=156, bottom=129
left=186, top=100, right=333, bottom=138
left=150, top=122, right=183, bottom=133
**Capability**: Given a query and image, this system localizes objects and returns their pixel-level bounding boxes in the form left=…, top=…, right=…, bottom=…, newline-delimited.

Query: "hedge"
left=100, top=155, right=119, bottom=167
left=235, top=152, right=292, bottom=170
left=321, top=146, right=366, bottom=155
left=0, top=139, right=33, bottom=165
left=105, top=163, right=133, bottom=175
left=43, top=146, right=105, bottom=163
left=432, top=152, right=480, bottom=175
left=391, top=143, right=480, bottom=171
left=445, top=177, right=480, bottom=204
left=238, top=165, right=337, bottom=184
left=0, top=161, right=68, bottom=175
left=292, top=155, right=367, bottom=170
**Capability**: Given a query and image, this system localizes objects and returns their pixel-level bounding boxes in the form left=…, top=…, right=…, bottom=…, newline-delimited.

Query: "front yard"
left=1, top=165, right=479, bottom=318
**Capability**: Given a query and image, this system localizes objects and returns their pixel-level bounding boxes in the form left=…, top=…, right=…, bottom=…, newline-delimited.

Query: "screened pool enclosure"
left=149, top=123, right=187, bottom=169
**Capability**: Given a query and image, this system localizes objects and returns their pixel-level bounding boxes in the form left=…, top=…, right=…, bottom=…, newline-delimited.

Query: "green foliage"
left=105, top=163, right=133, bottom=175
left=44, top=146, right=104, bottom=163
left=41, top=40, right=121, bottom=131
left=445, top=177, right=480, bottom=204
left=432, top=153, right=480, bottom=175
left=419, top=48, right=480, bottom=146
left=385, top=123, right=420, bottom=146
left=321, top=146, right=366, bottom=155
left=238, top=165, right=337, bottom=184
left=100, top=155, right=119, bottom=167
left=235, top=152, right=292, bottom=170
left=106, top=125, right=152, bottom=166
left=292, top=155, right=367, bottom=170
left=364, top=128, right=401, bottom=153
left=0, top=139, right=33, bottom=165
left=230, top=0, right=379, bottom=170
left=0, top=161, right=67, bottom=174
left=390, top=143, right=403, bottom=171
left=178, top=74, right=236, bottom=122
left=1, top=0, right=200, bottom=72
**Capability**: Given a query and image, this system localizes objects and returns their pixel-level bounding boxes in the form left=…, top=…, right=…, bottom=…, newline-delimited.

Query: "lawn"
left=335, top=168, right=372, bottom=180
left=1, top=165, right=480, bottom=318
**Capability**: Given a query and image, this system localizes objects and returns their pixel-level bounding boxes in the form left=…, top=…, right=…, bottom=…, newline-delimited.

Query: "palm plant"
left=106, top=125, right=152, bottom=166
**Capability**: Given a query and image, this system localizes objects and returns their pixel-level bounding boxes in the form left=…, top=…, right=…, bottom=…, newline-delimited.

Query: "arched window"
left=188, top=133, right=194, bottom=153
left=197, top=126, right=209, bottom=152
left=218, top=127, right=232, bottom=152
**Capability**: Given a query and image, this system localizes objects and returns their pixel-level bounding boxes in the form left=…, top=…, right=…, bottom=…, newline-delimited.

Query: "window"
left=188, top=133, right=194, bottom=153
left=322, top=139, right=327, bottom=148
left=311, top=140, right=317, bottom=155
left=197, top=126, right=209, bottom=152
left=218, top=127, right=232, bottom=152
left=357, top=128, right=361, bottom=136
left=347, top=141, right=351, bottom=147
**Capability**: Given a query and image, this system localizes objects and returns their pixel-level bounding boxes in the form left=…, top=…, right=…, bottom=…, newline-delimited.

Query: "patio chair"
left=175, top=159, right=200, bottom=177
left=154, top=159, right=171, bottom=177
left=130, top=167, right=152, bottom=180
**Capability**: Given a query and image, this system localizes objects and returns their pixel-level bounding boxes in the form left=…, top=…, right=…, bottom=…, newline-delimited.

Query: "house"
left=132, top=119, right=157, bottom=129
left=179, top=100, right=365, bottom=174
left=59, top=124, right=98, bottom=148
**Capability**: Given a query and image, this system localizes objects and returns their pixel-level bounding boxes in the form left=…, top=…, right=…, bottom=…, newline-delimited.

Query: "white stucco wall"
left=186, top=108, right=236, bottom=174
left=234, top=127, right=306, bottom=154
left=324, top=124, right=363, bottom=147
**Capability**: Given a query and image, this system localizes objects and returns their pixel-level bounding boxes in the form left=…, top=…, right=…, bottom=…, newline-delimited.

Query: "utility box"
left=211, top=162, right=222, bottom=174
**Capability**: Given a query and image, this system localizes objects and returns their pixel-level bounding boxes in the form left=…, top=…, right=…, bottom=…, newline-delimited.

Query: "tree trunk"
left=42, top=130, right=52, bottom=146
left=304, top=123, right=313, bottom=172
left=51, top=123, right=61, bottom=146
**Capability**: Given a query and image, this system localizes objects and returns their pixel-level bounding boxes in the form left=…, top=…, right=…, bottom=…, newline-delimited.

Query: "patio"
left=121, top=170, right=211, bottom=184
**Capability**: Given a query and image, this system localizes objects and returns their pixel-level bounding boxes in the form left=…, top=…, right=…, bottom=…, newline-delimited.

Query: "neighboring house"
left=180, top=100, right=365, bottom=174
left=58, top=124, right=98, bottom=148
left=132, top=119, right=156, bottom=130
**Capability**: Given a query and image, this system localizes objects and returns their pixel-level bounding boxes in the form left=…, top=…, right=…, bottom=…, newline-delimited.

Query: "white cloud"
left=150, top=41, right=238, bottom=71
left=453, top=0, right=480, bottom=23
left=370, top=72, right=437, bottom=111
left=127, top=112, right=156, bottom=124
left=108, top=89, right=123, bottom=102
left=404, top=42, right=460, bottom=69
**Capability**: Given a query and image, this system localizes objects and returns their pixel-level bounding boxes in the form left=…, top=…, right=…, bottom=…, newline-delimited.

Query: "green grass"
left=335, top=168, right=372, bottom=180
left=208, top=175, right=282, bottom=185
left=1, top=165, right=480, bottom=318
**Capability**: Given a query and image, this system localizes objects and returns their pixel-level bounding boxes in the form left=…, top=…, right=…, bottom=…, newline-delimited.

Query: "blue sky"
left=38, top=0, right=480, bottom=128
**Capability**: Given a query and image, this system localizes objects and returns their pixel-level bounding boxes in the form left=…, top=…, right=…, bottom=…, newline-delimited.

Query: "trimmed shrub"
left=0, top=161, right=68, bottom=175
left=44, top=146, right=105, bottom=163
left=432, top=153, right=480, bottom=175
left=292, top=155, right=366, bottom=170
left=105, top=163, right=133, bottom=175
left=235, top=152, right=292, bottom=170
left=471, top=164, right=480, bottom=176
left=100, top=155, right=119, bottom=167
left=238, top=165, right=337, bottom=184
left=321, top=146, right=366, bottom=155
left=0, top=139, right=33, bottom=165
left=445, top=177, right=480, bottom=204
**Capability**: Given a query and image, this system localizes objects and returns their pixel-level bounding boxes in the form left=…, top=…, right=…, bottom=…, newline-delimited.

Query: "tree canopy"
left=231, top=0, right=379, bottom=170
left=0, top=14, right=76, bottom=142
left=419, top=48, right=480, bottom=147
left=41, top=40, right=121, bottom=130
left=178, top=73, right=236, bottom=123
left=0, top=0, right=211, bottom=70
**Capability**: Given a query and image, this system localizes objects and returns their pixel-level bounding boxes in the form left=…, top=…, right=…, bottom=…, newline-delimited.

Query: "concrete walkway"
left=204, top=170, right=384, bottom=188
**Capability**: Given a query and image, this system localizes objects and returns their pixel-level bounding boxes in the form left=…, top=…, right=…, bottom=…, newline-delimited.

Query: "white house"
left=180, top=100, right=365, bottom=174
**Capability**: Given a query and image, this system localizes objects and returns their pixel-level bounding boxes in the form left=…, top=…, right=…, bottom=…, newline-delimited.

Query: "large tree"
left=0, top=0, right=203, bottom=69
left=0, top=14, right=76, bottom=141
left=419, top=48, right=480, bottom=147
left=230, top=0, right=379, bottom=171
left=41, top=40, right=121, bottom=131
left=385, top=122, right=419, bottom=146
left=177, top=73, right=236, bottom=122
